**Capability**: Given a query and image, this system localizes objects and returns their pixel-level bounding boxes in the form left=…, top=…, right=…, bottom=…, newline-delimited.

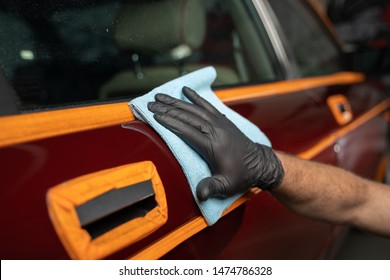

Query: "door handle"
left=76, top=179, right=156, bottom=239
left=327, top=94, right=353, bottom=125
left=46, top=161, right=167, bottom=260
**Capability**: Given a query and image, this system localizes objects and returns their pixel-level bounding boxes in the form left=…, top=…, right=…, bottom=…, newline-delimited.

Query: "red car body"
left=0, top=0, right=388, bottom=259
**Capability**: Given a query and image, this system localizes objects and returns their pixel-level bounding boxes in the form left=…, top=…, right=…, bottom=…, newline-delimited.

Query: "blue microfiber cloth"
left=129, top=66, right=271, bottom=225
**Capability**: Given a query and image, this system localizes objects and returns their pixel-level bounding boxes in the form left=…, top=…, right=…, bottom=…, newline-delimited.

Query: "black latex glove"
left=148, top=86, right=284, bottom=201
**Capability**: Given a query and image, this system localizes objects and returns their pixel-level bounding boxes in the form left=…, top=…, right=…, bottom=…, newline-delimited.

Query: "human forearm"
left=272, top=152, right=390, bottom=237
left=271, top=152, right=367, bottom=223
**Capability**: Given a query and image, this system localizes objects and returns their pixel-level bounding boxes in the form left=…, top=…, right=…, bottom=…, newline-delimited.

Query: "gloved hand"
left=148, top=86, right=284, bottom=201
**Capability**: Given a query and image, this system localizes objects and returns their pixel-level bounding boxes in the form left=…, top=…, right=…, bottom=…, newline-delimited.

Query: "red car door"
left=0, top=0, right=388, bottom=260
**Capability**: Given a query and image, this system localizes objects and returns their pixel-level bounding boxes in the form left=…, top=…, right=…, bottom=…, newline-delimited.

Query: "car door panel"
left=0, top=0, right=389, bottom=260
left=2, top=71, right=388, bottom=259
left=0, top=122, right=197, bottom=259
left=336, top=115, right=388, bottom=179
left=159, top=78, right=389, bottom=260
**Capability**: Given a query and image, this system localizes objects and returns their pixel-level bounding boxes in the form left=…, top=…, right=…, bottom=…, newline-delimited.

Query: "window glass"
left=0, top=0, right=281, bottom=112
left=268, top=0, right=344, bottom=77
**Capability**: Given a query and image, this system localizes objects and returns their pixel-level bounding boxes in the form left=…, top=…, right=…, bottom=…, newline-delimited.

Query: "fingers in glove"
left=154, top=93, right=214, bottom=123
left=148, top=101, right=213, bottom=134
left=182, top=86, right=221, bottom=116
left=153, top=113, right=210, bottom=156
left=196, top=175, right=230, bottom=201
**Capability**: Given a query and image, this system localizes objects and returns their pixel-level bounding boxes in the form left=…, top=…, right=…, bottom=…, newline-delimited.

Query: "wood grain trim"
left=298, top=98, right=390, bottom=160
left=129, top=189, right=259, bottom=260
left=215, top=72, right=365, bottom=105
left=384, top=111, right=390, bottom=122
left=0, top=72, right=364, bottom=148
left=375, top=155, right=389, bottom=182
left=0, top=102, right=135, bottom=148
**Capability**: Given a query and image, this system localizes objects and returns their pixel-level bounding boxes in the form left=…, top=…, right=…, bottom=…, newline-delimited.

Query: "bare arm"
left=273, top=152, right=390, bottom=238
left=149, top=87, right=390, bottom=238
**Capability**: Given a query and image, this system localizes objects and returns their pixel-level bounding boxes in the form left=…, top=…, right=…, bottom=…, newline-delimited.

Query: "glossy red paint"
left=0, top=123, right=194, bottom=259
left=0, top=76, right=387, bottom=259
left=0, top=0, right=389, bottom=261
left=336, top=116, right=388, bottom=179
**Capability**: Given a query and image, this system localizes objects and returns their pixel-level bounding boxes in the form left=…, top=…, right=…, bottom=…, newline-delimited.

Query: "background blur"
left=315, top=0, right=390, bottom=260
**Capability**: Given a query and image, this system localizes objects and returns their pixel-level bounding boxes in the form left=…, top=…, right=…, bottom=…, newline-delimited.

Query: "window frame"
left=251, top=0, right=301, bottom=80
left=0, top=0, right=320, bottom=117
left=263, top=0, right=346, bottom=79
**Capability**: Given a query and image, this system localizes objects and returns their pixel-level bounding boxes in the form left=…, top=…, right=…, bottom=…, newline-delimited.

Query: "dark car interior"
left=0, top=0, right=282, bottom=113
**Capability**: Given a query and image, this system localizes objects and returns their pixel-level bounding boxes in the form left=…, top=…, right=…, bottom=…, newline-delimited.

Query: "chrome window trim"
left=251, top=0, right=301, bottom=79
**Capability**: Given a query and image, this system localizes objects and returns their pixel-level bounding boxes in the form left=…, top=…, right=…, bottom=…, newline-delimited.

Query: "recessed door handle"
left=46, top=161, right=168, bottom=260
left=327, top=95, right=353, bottom=125
left=76, top=180, right=156, bottom=239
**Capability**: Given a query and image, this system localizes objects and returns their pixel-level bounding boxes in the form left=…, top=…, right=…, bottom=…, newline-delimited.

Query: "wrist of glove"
left=148, top=86, right=284, bottom=201
left=251, top=143, right=285, bottom=191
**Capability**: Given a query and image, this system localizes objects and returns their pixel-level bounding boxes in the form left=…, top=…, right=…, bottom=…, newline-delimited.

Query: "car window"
left=268, top=0, right=344, bottom=77
left=0, top=0, right=282, bottom=113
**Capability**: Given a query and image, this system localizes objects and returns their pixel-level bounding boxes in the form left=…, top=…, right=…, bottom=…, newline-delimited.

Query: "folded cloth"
left=129, top=66, right=271, bottom=225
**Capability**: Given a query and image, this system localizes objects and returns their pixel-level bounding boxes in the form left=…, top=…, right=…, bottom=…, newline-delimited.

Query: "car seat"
left=99, top=0, right=240, bottom=99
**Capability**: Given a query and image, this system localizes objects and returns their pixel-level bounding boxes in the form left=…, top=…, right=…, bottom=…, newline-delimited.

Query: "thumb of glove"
left=196, top=175, right=230, bottom=202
